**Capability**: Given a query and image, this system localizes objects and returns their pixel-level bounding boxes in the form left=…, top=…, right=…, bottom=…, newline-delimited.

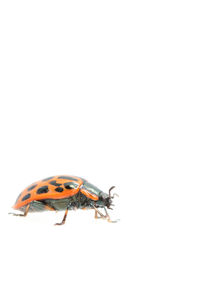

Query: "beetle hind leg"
left=9, top=204, right=30, bottom=217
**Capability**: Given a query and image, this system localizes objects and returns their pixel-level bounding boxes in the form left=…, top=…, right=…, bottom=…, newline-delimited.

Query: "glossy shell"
left=13, top=175, right=102, bottom=211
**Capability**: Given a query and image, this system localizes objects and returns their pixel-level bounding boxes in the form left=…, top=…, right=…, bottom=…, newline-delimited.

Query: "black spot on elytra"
left=55, top=187, right=64, bottom=193
left=49, top=180, right=62, bottom=187
left=37, top=186, right=49, bottom=194
left=64, top=182, right=79, bottom=190
left=22, top=193, right=31, bottom=201
left=58, top=176, right=78, bottom=181
left=28, top=184, right=37, bottom=191
left=42, top=176, right=54, bottom=181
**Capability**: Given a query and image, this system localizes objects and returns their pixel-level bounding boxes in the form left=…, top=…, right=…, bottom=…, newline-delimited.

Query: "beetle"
left=9, top=175, right=118, bottom=225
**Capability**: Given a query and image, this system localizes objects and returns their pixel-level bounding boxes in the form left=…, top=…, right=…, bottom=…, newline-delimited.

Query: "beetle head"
left=100, top=186, right=118, bottom=209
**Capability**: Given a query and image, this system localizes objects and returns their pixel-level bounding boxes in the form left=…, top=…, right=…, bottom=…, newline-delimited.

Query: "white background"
left=0, top=1, right=199, bottom=299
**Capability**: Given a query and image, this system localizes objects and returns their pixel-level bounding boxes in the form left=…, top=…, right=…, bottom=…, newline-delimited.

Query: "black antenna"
left=109, top=186, right=115, bottom=198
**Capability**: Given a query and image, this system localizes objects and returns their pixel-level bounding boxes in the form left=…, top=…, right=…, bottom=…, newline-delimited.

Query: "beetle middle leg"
left=54, top=209, right=68, bottom=226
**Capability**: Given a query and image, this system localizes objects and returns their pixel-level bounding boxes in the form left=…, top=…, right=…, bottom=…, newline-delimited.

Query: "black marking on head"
left=64, top=182, right=79, bottom=190
left=37, top=186, right=49, bottom=194
left=55, top=187, right=64, bottom=193
left=49, top=180, right=62, bottom=187
left=28, top=184, right=37, bottom=191
left=42, top=176, right=54, bottom=181
left=22, top=193, right=31, bottom=201
left=58, top=176, right=78, bottom=181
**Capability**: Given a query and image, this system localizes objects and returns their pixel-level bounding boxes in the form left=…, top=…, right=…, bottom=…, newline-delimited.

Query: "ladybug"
left=10, top=175, right=118, bottom=225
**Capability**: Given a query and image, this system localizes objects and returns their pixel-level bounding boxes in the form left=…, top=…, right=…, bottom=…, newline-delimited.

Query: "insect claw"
left=54, top=222, right=65, bottom=226
left=108, top=218, right=120, bottom=223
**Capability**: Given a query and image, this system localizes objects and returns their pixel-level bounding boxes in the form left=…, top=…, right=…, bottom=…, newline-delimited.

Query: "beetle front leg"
left=94, top=209, right=106, bottom=219
left=104, top=207, right=119, bottom=223
left=92, top=205, right=118, bottom=223
left=93, top=206, right=107, bottom=220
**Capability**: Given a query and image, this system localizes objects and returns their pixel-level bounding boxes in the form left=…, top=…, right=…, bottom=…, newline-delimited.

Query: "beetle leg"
left=92, top=206, right=107, bottom=220
left=9, top=204, right=30, bottom=217
left=94, top=210, right=99, bottom=218
left=44, top=204, right=56, bottom=211
left=91, top=205, right=119, bottom=223
left=104, top=207, right=119, bottom=223
left=94, top=210, right=104, bottom=219
left=54, top=209, right=68, bottom=226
